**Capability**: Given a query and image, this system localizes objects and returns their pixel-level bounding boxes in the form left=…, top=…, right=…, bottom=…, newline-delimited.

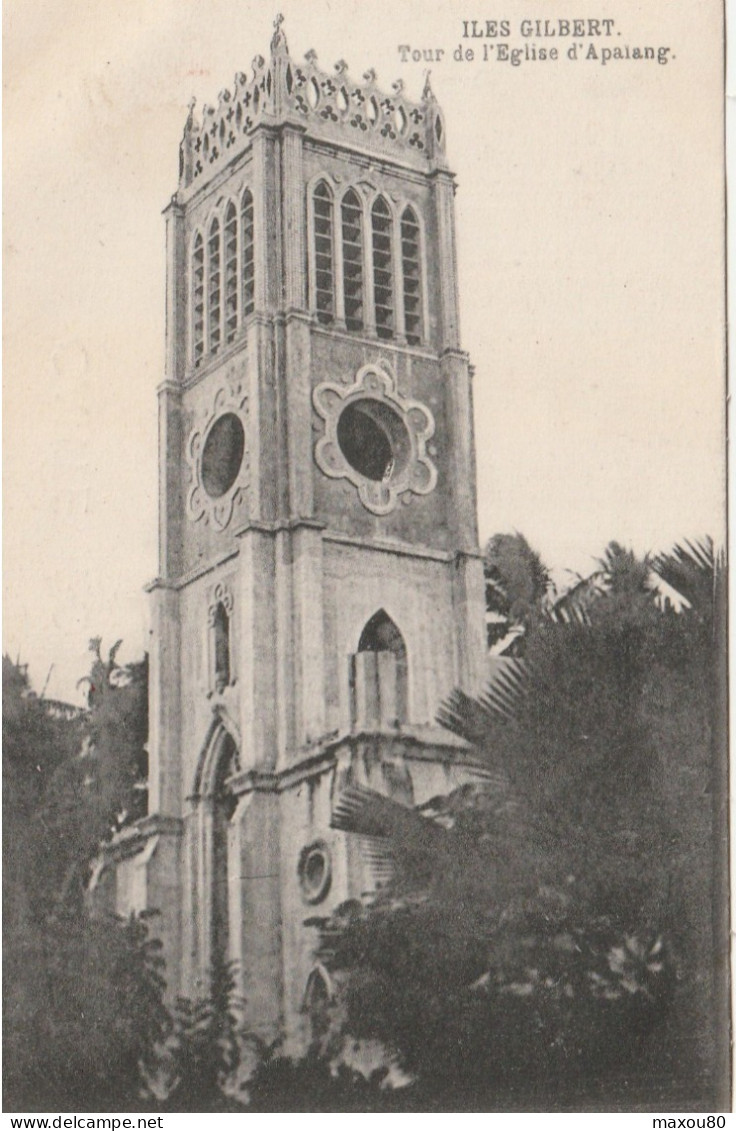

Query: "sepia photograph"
left=3, top=0, right=729, bottom=1114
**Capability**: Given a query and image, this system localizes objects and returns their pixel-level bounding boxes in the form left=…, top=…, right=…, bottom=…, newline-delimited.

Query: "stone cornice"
left=99, top=814, right=184, bottom=864
left=149, top=520, right=472, bottom=593
left=225, top=725, right=490, bottom=797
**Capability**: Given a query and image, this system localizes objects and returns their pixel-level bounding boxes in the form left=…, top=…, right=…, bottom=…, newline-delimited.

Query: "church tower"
left=107, top=16, right=486, bottom=1049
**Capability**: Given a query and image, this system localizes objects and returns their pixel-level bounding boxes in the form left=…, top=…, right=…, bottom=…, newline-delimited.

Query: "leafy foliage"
left=3, top=648, right=161, bottom=1112
left=244, top=1052, right=397, bottom=1112
left=311, top=536, right=725, bottom=1107
left=483, top=532, right=551, bottom=650
left=159, top=962, right=245, bottom=1112
left=4, top=910, right=169, bottom=1112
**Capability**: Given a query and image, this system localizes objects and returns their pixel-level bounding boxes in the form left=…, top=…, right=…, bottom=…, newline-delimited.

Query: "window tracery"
left=401, top=206, right=422, bottom=345
left=312, top=181, right=335, bottom=325
left=192, top=231, right=205, bottom=366
left=341, top=189, right=364, bottom=332
left=207, top=217, right=222, bottom=355
left=371, top=196, right=394, bottom=340
left=188, top=191, right=256, bottom=368
left=241, top=189, right=255, bottom=317
left=224, top=201, right=238, bottom=344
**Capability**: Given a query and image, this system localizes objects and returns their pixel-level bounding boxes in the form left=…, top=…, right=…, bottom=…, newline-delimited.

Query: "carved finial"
left=219, top=88, right=231, bottom=104
left=422, top=70, right=435, bottom=102
left=363, top=68, right=377, bottom=84
left=179, top=100, right=196, bottom=183
left=334, top=59, right=348, bottom=75
left=391, top=78, right=404, bottom=95
left=271, top=12, right=288, bottom=54
left=235, top=71, right=247, bottom=86
left=304, top=48, right=318, bottom=64
left=252, top=54, right=265, bottom=78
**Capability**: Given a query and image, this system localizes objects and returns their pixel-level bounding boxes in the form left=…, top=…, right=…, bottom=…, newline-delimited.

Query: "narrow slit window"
left=241, top=189, right=255, bottom=318
left=401, top=207, right=422, bottom=345
left=192, top=232, right=205, bottom=366
left=224, top=201, right=238, bottom=343
left=372, top=197, right=394, bottom=340
left=213, top=601, right=230, bottom=692
left=208, top=217, right=221, bottom=355
left=341, top=190, right=364, bottom=332
left=313, top=182, right=335, bottom=325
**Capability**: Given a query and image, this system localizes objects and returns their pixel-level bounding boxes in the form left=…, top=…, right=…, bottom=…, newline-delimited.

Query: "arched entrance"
left=210, top=731, right=239, bottom=965
left=190, top=719, right=241, bottom=980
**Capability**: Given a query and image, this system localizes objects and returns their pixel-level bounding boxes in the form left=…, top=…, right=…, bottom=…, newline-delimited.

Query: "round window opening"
left=336, top=399, right=411, bottom=482
left=298, top=841, right=332, bottom=904
left=201, top=413, right=245, bottom=498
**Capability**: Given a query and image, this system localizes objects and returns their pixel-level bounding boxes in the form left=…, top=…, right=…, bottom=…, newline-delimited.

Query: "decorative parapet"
left=179, top=14, right=447, bottom=190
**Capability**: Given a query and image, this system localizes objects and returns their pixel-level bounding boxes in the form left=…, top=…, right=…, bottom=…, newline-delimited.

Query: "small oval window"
left=298, top=841, right=332, bottom=904
left=201, top=413, right=245, bottom=498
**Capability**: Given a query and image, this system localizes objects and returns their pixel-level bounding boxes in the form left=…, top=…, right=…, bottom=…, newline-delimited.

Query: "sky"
left=3, top=0, right=726, bottom=703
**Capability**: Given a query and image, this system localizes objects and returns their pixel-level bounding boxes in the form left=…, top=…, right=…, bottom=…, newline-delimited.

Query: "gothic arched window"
left=401, top=206, right=422, bottom=345
left=224, top=201, right=238, bottom=344
left=212, top=601, right=231, bottom=693
left=358, top=609, right=407, bottom=658
left=312, top=181, right=335, bottom=325
left=192, top=231, right=205, bottom=366
left=241, top=189, right=255, bottom=318
left=208, top=217, right=221, bottom=355
left=371, top=197, right=394, bottom=340
left=304, top=967, right=331, bottom=1046
left=341, top=189, right=364, bottom=332
left=352, top=609, right=408, bottom=727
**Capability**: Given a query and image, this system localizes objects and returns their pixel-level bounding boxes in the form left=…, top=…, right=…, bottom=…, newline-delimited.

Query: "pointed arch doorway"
left=190, top=720, right=241, bottom=983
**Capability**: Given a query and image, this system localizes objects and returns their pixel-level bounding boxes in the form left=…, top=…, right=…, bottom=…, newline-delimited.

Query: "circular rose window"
left=298, top=841, right=332, bottom=904
left=336, top=399, right=411, bottom=482
left=201, top=413, right=245, bottom=498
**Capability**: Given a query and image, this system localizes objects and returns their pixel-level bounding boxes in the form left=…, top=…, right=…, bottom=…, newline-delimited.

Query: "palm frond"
left=651, top=536, right=718, bottom=613
left=331, top=785, right=443, bottom=846
left=547, top=571, right=607, bottom=625
left=331, top=786, right=450, bottom=890
left=437, top=661, right=527, bottom=743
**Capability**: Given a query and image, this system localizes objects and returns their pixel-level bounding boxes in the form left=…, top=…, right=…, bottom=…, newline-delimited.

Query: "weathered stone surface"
left=106, top=20, right=487, bottom=1050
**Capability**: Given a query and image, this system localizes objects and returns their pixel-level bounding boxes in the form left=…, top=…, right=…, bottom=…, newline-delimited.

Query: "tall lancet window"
left=401, top=206, right=422, bottom=345
left=192, top=231, right=205, bottom=366
left=213, top=601, right=231, bottom=693
left=372, top=197, right=394, bottom=340
left=224, top=201, right=238, bottom=344
left=341, top=190, right=364, bottom=332
left=241, top=189, right=255, bottom=318
left=208, top=217, right=221, bottom=354
left=313, top=181, right=335, bottom=325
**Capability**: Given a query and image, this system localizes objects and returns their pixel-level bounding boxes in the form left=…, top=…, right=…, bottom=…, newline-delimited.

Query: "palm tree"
left=317, top=536, right=725, bottom=1105
left=483, top=532, right=551, bottom=652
